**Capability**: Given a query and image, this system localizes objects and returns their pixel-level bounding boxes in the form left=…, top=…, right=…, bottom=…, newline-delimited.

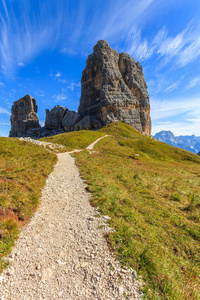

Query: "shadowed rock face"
left=45, top=106, right=80, bottom=131
left=78, top=40, right=151, bottom=134
left=9, top=95, right=40, bottom=137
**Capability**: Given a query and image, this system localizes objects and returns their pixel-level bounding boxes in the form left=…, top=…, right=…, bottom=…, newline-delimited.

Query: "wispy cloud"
left=0, top=0, right=156, bottom=76
left=165, top=76, right=184, bottom=92
left=0, top=107, right=10, bottom=115
left=151, top=96, right=200, bottom=120
left=55, top=72, right=61, bottom=78
left=67, top=81, right=81, bottom=91
left=0, top=1, right=66, bottom=75
left=56, top=94, right=67, bottom=102
left=18, top=62, right=24, bottom=67
left=151, top=95, right=200, bottom=135
left=39, top=121, right=45, bottom=127
left=127, top=20, right=200, bottom=68
left=186, top=76, right=200, bottom=90
left=152, top=120, right=200, bottom=136
left=127, top=30, right=153, bottom=61
left=60, top=0, right=155, bottom=54
left=0, top=121, right=10, bottom=125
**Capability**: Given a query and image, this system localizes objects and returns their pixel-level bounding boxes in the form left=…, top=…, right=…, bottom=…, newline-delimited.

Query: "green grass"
left=40, top=130, right=105, bottom=150
left=0, top=137, right=57, bottom=271
left=73, top=122, right=200, bottom=300
left=1, top=123, right=200, bottom=299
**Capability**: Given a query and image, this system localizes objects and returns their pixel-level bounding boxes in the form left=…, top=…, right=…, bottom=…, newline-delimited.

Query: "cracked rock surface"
left=0, top=150, right=142, bottom=299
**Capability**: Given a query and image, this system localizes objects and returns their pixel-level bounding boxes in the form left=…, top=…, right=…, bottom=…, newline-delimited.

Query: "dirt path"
left=0, top=137, right=142, bottom=299
left=86, top=135, right=110, bottom=150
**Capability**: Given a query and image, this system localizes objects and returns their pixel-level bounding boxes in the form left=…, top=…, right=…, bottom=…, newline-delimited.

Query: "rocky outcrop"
left=45, top=106, right=80, bottom=131
left=78, top=40, right=151, bottom=134
left=45, top=106, right=67, bottom=131
left=9, top=95, right=40, bottom=137
left=62, top=110, right=80, bottom=131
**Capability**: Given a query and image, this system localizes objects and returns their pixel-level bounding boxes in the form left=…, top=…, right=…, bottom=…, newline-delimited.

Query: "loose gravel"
left=0, top=138, right=143, bottom=299
left=18, top=137, right=66, bottom=152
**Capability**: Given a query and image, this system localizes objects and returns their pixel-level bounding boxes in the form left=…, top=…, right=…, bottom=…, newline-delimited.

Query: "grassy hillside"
left=1, top=123, right=200, bottom=299
left=40, top=130, right=105, bottom=150
left=0, top=138, right=57, bottom=271
left=72, top=122, right=200, bottom=300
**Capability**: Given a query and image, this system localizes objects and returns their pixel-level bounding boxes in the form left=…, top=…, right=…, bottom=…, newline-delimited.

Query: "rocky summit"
left=78, top=40, right=151, bottom=134
left=9, top=40, right=151, bottom=138
left=9, top=95, right=40, bottom=137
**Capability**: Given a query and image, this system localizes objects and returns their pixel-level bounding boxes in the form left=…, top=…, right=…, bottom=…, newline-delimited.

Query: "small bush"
left=78, top=124, right=82, bottom=131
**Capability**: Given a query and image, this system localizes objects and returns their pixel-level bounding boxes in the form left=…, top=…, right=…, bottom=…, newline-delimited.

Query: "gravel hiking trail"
left=0, top=136, right=142, bottom=299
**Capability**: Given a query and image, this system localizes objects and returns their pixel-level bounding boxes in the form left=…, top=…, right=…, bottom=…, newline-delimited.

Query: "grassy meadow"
left=0, top=137, right=57, bottom=271
left=40, top=130, right=105, bottom=150
left=0, top=122, right=200, bottom=299
left=72, top=122, right=199, bottom=300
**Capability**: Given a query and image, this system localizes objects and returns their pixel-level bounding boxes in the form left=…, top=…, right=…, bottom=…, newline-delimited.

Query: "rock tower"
left=9, top=95, right=40, bottom=137
left=78, top=40, right=151, bottom=134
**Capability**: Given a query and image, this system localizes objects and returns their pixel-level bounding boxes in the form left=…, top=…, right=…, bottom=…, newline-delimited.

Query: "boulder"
left=45, top=106, right=67, bottom=130
left=9, top=94, right=40, bottom=137
left=62, top=110, right=80, bottom=131
left=74, top=115, right=91, bottom=130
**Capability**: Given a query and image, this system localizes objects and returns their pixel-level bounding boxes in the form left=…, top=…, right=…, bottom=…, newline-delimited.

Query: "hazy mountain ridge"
left=154, top=130, right=200, bottom=154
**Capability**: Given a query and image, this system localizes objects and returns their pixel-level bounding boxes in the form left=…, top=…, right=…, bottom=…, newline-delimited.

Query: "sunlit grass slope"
left=74, top=122, right=200, bottom=300
left=40, top=130, right=105, bottom=150
left=0, top=138, right=57, bottom=272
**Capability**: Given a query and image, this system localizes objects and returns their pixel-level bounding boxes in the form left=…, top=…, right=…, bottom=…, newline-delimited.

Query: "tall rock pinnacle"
left=78, top=40, right=151, bottom=134
left=9, top=95, right=40, bottom=137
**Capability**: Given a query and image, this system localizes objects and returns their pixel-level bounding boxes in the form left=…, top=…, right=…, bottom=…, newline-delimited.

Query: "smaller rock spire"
left=9, top=94, right=40, bottom=137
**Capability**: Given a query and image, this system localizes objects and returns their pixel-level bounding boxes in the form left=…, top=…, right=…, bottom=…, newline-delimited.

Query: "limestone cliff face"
left=9, top=95, right=40, bottom=137
left=78, top=40, right=151, bottom=134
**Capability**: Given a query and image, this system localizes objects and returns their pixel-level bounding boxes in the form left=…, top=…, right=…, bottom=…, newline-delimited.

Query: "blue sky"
left=0, top=0, right=200, bottom=137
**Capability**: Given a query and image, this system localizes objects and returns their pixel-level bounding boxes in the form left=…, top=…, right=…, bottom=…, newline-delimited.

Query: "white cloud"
left=0, top=107, right=11, bottom=115
left=59, top=79, right=67, bottom=83
left=67, top=81, right=81, bottom=91
left=152, top=120, right=200, bottom=136
left=0, top=1, right=67, bottom=75
left=56, top=94, right=67, bottom=102
left=165, top=76, right=184, bottom=92
left=0, top=82, right=5, bottom=86
left=0, top=0, right=156, bottom=76
left=55, top=72, right=61, bottom=78
left=151, top=96, right=200, bottom=135
left=0, top=107, right=10, bottom=115
left=39, top=121, right=45, bottom=127
left=18, top=62, right=24, bottom=67
left=0, top=122, right=10, bottom=126
left=186, top=76, right=200, bottom=90
left=60, top=0, right=156, bottom=55
left=155, top=27, right=186, bottom=57
left=127, top=30, right=154, bottom=61
left=126, top=20, right=200, bottom=68
left=151, top=97, right=200, bottom=120
left=178, top=37, right=200, bottom=67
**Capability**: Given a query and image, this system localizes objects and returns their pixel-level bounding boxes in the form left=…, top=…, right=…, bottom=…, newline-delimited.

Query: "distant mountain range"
left=154, top=131, right=200, bottom=154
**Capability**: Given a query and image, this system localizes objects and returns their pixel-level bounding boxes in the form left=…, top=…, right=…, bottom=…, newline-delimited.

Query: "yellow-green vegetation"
left=40, top=130, right=105, bottom=150
left=0, top=137, right=57, bottom=272
left=73, top=122, right=200, bottom=300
